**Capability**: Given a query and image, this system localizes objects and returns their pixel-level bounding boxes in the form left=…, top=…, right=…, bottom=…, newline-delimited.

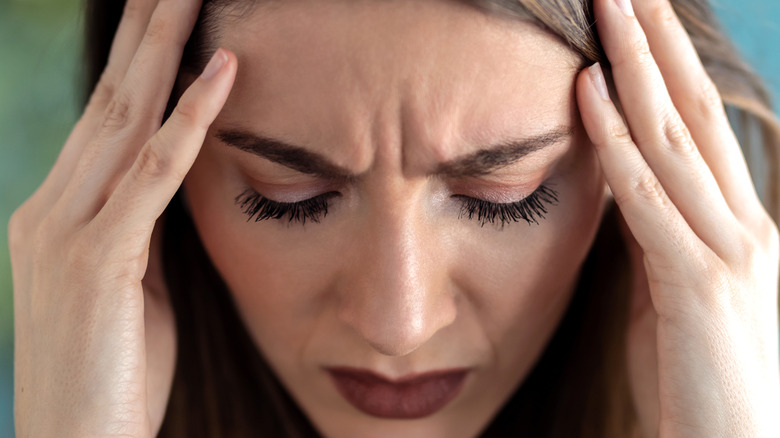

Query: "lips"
left=326, top=367, right=469, bottom=419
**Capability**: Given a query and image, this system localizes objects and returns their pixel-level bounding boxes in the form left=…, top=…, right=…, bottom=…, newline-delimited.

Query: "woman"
left=10, top=0, right=780, bottom=436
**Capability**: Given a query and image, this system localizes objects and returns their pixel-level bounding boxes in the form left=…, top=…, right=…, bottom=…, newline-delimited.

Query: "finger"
left=58, top=0, right=203, bottom=222
left=63, top=0, right=162, bottom=161
left=576, top=64, right=712, bottom=266
left=94, top=49, right=236, bottom=241
left=633, top=0, right=763, bottom=221
left=594, top=0, right=741, bottom=257
left=93, top=0, right=161, bottom=113
left=107, top=0, right=203, bottom=130
left=23, top=0, right=160, bottom=220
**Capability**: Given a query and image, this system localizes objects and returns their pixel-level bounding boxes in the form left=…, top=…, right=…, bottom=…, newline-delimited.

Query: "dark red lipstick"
left=326, top=367, right=469, bottom=419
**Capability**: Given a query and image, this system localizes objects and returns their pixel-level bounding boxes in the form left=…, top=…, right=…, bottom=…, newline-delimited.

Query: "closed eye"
left=235, top=188, right=340, bottom=225
left=453, top=183, right=559, bottom=228
left=233, top=183, right=559, bottom=228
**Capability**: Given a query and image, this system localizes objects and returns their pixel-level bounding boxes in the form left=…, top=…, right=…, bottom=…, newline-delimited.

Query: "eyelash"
left=453, top=184, right=559, bottom=228
left=235, top=188, right=339, bottom=225
left=234, top=184, right=559, bottom=227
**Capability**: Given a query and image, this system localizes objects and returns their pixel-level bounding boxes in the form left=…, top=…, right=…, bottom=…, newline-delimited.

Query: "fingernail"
left=614, top=0, right=635, bottom=17
left=201, top=49, right=227, bottom=80
left=589, top=63, right=611, bottom=101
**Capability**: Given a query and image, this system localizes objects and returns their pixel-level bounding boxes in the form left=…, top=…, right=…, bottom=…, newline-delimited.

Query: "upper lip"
left=324, top=366, right=472, bottom=383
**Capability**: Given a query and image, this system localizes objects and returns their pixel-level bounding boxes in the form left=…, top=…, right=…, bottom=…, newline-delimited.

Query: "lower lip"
left=326, top=368, right=469, bottom=419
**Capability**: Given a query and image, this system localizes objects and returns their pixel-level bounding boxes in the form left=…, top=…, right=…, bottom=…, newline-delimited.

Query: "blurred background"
left=1, top=0, right=779, bottom=435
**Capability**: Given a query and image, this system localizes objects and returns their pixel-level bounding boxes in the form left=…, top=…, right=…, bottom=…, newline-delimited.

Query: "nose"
left=336, top=202, right=456, bottom=356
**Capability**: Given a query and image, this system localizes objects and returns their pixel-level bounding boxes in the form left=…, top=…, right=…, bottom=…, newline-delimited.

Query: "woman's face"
left=184, top=0, right=607, bottom=435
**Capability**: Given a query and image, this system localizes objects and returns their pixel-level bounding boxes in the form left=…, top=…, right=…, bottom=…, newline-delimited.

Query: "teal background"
left=1, top=0, right=778, bottom=435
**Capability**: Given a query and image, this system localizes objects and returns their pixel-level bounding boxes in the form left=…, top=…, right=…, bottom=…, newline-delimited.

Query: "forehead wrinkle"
left=216, top=0, right=581, bottom=178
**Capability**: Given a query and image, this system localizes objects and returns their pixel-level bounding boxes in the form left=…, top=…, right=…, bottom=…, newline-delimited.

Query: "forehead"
left=213, top=0, right=582, bottom=170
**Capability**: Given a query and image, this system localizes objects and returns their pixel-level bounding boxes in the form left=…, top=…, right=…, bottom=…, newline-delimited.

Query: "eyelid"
left=447, top=171, right=548, bottom=204
left=453, top=183, right=540, bottom=204
left=240, top=170, right=341, bottom=203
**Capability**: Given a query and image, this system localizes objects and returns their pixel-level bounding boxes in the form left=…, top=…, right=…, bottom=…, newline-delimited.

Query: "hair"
left=82, top=0, right=780, bottom=436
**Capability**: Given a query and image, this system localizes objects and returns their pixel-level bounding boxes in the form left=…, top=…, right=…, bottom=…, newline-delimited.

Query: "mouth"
left=326, top=367, right=470, bottom=419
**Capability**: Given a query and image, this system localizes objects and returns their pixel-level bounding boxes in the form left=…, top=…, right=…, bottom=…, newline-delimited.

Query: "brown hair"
left=82, top=0, right=780, bottom=436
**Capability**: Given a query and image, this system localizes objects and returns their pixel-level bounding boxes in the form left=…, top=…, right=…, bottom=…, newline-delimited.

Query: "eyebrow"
left=215, top=126, right=573, bottom=179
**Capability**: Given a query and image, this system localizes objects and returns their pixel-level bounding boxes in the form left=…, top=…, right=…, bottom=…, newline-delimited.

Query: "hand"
left=576, top=0, right=780, bottom=436
left=9, top=0, right=237, bottom=435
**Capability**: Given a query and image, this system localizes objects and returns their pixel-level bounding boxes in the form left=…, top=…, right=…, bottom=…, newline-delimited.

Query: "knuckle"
left=629, top=37, right=654, bottom=69
left=609, top=31, right=651, bottom=71
left=732, top=229, right=760, bottom=265
left=724, top=218, right=776, bottom=275
left=608, top=121, right=633, bottom=144
left=631, top=171, right=670, bottom=208
left=133, top=139, right=173, bottom=180
left=102, top=93, right=134, bottom=130
left=9, top=200, right=49, bottom=257
left=29, top=214, right=63, bottom=262
left=173, top=98, right=203, bottom=127
left=660, top=115, right=697, bottom=157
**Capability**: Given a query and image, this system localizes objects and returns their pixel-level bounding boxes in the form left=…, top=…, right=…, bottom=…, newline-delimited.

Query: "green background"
left=1, top=0, right=778, bottom=434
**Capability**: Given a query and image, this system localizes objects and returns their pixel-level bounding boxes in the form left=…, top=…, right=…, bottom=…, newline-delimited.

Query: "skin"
left=183, top=0, right=604, bottom=436
left=9, top=0, right=780, bottom=437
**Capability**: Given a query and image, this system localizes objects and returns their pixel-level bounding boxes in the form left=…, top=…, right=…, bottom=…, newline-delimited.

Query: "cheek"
left=183, top=146, right=341, bottom=352
left=451, top=142, right=605, bottom=362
